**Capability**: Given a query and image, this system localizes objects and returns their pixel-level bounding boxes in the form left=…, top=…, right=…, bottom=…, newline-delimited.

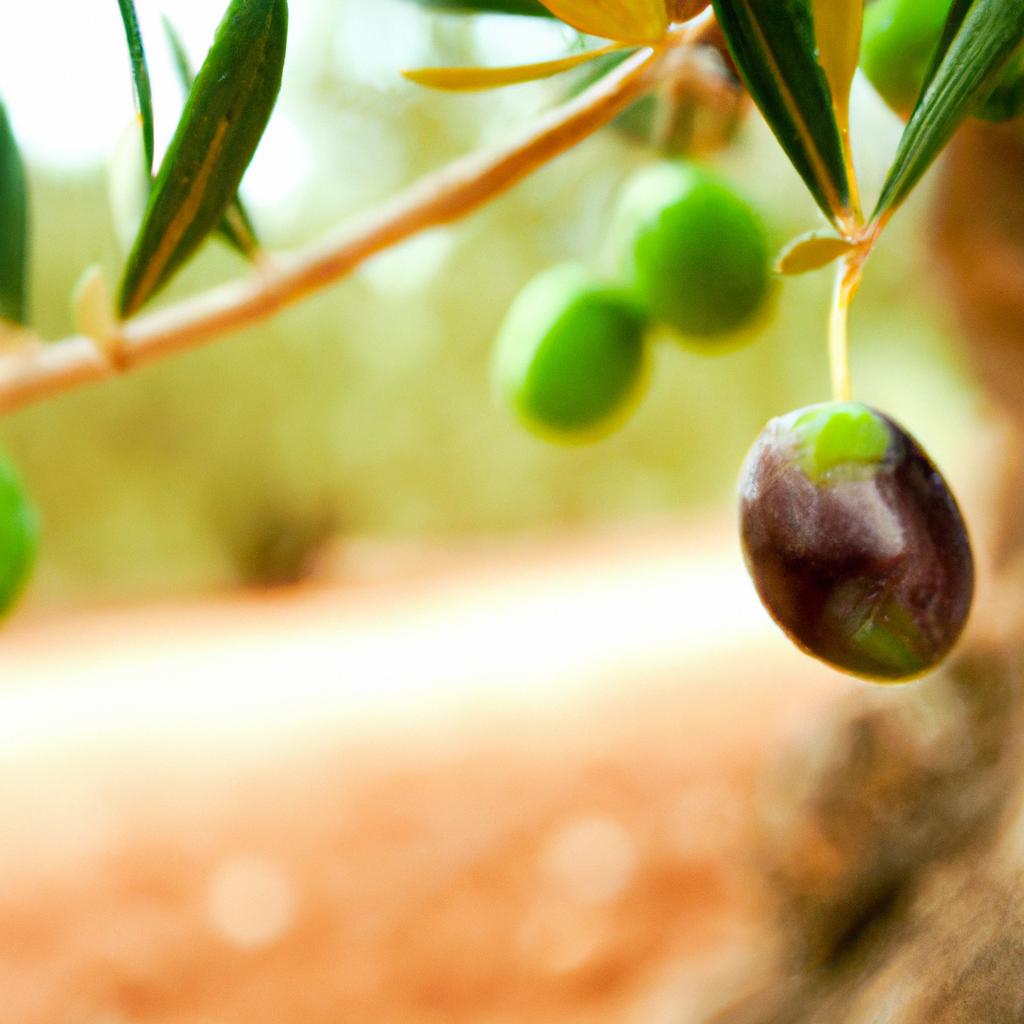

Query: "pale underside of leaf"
left=107, top=116, right=151, bottom=254
left=776, top=232, right=855, bottom=274
left=404, top=42, right=629, bottom=90
left=537, top=0, right=667, bottom=43
left=812, top=0, right=862, bottom=137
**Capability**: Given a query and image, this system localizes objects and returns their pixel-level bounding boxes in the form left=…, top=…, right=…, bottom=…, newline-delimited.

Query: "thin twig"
left=0, top=32, right=704, bottom=416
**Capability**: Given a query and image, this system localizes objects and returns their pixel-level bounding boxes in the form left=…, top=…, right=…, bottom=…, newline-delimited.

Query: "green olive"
left=739, top=402, right=974, bottom=682
left=493, top=264, right=649, bottom=442
left=860, top=0, right=953, bottom=118
left=861, top=0, right=1024, bottom=121
left=613, top=161, right=771, bottom=342
left=0, top=452, right=38, bottom=618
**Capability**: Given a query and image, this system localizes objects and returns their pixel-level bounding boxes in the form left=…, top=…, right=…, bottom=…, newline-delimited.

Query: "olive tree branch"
left=0, top=38, right=691, bottom=417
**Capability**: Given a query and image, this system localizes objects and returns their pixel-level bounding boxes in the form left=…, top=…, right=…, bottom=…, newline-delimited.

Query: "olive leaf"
left=0, top=101, right=29, bottom=326
left=711, top=0, right=852, bottom=227
left=119, top=0, right=287, bottom=318
left=404, top=0, right=555, bottom=15
left=161, top=15, right=261, bottom=259
left=874, top=0, right=1024, bottom=220
left=404, top=41, right=631, bottom=91
left=776, top=232, right=855, bottom=275
left=115, top=0, right=155, bottom=175
left=107, top=116, right=152, bottom=254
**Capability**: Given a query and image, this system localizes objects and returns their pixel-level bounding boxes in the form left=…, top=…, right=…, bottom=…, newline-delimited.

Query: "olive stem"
left=0, top=19, right=717, bottom=418
left=829, top=253, right=864, bottom=403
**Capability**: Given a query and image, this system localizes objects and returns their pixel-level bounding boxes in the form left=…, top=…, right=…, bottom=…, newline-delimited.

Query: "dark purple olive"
left=739, top=402, right=974, bottom=682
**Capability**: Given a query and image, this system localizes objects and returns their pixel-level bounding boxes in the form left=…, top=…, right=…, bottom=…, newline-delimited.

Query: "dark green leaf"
left=116, top=0, right=155, bottom=174
left=403, top=0, right=554, bottom=16
left=0, top=101, right=28, bottom=326
left=119, top=0, right=287, bottom=317
left=711, top=0, right=851, bottom=227
left=919, top=0, right=973, bottom=98
left=875, top=0, right=1024, bottom=219
left=161, top=15, right=261, bottom=260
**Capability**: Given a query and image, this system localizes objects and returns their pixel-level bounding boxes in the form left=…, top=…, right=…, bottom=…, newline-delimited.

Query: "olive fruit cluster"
left=494, top=161, right=771, bottom=441
left=0, top=452, right=38, bottom=619
left=740, top=402, right=974, bottom=682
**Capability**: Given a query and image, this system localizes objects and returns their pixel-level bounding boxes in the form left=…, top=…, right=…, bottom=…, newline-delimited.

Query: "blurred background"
left=0, top=2, right=998, bottom=1022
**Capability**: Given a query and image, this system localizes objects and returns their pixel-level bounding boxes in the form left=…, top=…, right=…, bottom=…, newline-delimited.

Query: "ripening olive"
left=739, top=402, right=974, bottom=682
left=493, top=264, right=649, bottom=441
left=0, top=451, right=38, bottom=618
left=613, top=162, right=771, bottom=341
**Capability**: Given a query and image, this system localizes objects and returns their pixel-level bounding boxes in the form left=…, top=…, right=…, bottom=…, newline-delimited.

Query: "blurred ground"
left=0, top=521, right=847, bottom=1024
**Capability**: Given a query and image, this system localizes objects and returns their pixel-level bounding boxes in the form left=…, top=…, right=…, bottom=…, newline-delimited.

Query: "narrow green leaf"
left=776, top=231, right=855, bottom=275
left=918, top=0, right=973, bottom=98
left=403, top=0, right=555, bottom=16
left=161, top=15, right=261, bottom=259
left=0, top=101, right=28, bottom=326
left=875, top=0, right=1024, bottom=219
left=711, top=0, right=851, bottom=227
left=119, top=0, right=287, bottom=317
left=115, top=0, right=155, bottom=174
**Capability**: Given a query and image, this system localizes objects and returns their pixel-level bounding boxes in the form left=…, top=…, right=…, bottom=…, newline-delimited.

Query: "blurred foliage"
left=0, top=0, right=978, bottom=606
